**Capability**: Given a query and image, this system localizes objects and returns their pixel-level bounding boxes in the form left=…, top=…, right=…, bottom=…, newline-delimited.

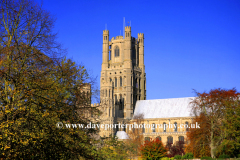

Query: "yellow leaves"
left=22, top=140, right=29, bottom=145
left=42, top=112, right=49, bottom=117
left=4, top=145, right=10, bottom=150
left=9, top=132, right=14, bottom=136
left=5, top=110, right=10, bottom=114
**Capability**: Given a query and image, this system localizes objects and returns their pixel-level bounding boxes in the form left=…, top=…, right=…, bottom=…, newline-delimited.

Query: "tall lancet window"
left=115, top=77, right=117, bottom=87
left=115, top=95, right=117, bottom=104
left=119, top=94, right=122, bottom=110
left=114, top=46, right=119, bottom=57
left=120, top=77, right=122, bottom=87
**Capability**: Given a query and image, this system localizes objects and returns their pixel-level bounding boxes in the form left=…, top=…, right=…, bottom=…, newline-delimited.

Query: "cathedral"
left=98, top=26, right=193, bottom=145
left=99, top=26, right=146, bottom=137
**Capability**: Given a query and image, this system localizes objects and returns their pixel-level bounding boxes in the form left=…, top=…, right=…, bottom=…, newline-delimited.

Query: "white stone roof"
left=116, top=131, right=130, bottom=139
left=133, top=97, right=195, bottom=119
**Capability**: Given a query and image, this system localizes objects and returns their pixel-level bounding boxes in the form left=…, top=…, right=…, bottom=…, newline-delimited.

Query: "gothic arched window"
left=114, top=46, right=120, bottom=57
left=152, top=123, right=155, bottom=132
left=163, top=122, right=166, bottom=132
left=185, top=122, right=189, bottom=132
left=145, top=137, right=150, bottom=142
left=142, top=123, right=145, bottom=133
left=120, top=77, right=122, bottom=86
left=179, top=136, right=184, bottom=142
left=156, top=136, right=161, bottom=141
left=115, top=95, right=117, bottom=104
left=115, top=77, right=117, bottom=87
left=174, top=122, right=177, bottom=132
left=167, top=136, right=173, bottom=144
left=119, top=94, right=122, bottom=110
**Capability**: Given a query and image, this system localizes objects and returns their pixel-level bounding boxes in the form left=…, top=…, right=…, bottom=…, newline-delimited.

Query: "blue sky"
left=38, top=0, right=240, bottom=100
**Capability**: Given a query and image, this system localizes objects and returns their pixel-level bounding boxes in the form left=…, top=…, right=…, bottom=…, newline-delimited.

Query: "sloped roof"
left=116, top=131, right=130, bottom=139
left=133, top=97, right=195, bottom=119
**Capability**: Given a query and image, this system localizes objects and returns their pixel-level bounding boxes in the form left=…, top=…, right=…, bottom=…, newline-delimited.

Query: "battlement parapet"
left=138, top=33, right=144, bottom=37
left=116, top=36, right=123, bottom=40
left=125, top=26, right=131, bottom=31
left=110, top=36, right=124, bottom=41
left=103, top=30, right=109, bottom=34
left=91, top=103, right=100, bottom=107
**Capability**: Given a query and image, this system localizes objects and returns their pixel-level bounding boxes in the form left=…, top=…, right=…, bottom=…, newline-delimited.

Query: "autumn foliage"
left=185, top=88, right=240, bottom=158
left=185, top=113, right=211, bottom=157
left=166, top=141, right=185, bottom=157
left=0, top=0, right=99, bottom=159
left=126, top=113, right=145, bottom=158
left=140, top=138, right=167, bottom=160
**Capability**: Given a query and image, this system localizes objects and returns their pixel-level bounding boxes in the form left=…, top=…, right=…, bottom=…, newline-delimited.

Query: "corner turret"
left=125, top=26, right=131, bottom=39
left=102, top=30, right=109, bottom=69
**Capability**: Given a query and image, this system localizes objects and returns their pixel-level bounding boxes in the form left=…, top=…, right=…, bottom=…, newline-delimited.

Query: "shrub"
left=218, top=154, right=230, bottom=158
left=166, top=141, right=185, bottom=157
left=174, top=155, right=182, bottom=159
left=182, top=153, right=194, bottom=159
left=200, top=156, right=212, bottom=159
left=161, top=157, right=174, bottom=160
left=140, top=138, right=167, bottom=160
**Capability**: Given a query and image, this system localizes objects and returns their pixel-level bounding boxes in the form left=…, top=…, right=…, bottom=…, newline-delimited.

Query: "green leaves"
left=0, top=0, right=99, bottom=159
left=186, top=88, right=240, bottom=158
left=216, top=99, right=240, bottom=157
left=97, top=136, right=129, bottom=160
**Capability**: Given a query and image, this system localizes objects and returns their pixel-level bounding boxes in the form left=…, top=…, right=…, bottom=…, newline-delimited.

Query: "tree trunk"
left=210, top=120, right=215, bottom=158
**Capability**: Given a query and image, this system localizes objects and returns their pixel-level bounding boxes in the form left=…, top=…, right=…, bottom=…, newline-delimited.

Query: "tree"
left=216, top=93, right=240, bottom=157
left=0, top=0, right=99, bottom=159
left=126, top=113, right=145, bottom=158
left=97, top=136, right=129, bottom=160
left=185, top=113, right=211, bottom=158
left=188, top=88, right=240, bottom=158
left=140, top=138, right=167, bottom=160
left=96, top=114, right=145, bottom=159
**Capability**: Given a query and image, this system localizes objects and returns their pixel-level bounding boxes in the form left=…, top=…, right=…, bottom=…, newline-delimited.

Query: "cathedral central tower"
left=100, top=26, right=146, bottom=137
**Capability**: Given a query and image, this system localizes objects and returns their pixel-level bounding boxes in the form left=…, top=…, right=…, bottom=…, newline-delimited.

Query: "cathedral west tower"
left=100, top=26, right=146, bottom=137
